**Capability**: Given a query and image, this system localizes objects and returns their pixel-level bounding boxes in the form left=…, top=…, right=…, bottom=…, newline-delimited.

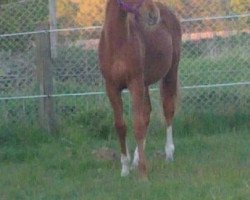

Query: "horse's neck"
left=104, top=1, right=131, bottom=48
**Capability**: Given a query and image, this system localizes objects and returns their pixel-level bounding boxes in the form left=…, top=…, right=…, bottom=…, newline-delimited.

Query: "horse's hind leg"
left=160, top=66, right=178, bottom=161
left=132, top=87, right=151, bottom=169
left=106, top=83, right=130, bottom=177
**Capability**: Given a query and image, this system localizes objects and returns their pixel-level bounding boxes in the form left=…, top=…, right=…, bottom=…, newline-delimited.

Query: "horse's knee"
left=115, top=121, right=126, bottom=136
left=165, top=111, right=175, bottom=126
left=164, top=106, right=175, bottom=119
left=134, top=122, right=147, bottom=141
left=162, top=95, right=176, bottom=125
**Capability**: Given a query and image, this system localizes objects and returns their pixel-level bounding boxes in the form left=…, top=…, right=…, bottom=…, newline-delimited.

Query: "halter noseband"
left=116, top=0, right=145, bottom=17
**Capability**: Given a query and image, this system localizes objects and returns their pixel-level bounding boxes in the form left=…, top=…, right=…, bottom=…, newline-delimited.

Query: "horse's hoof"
left=166, top=155, right=174, bottom=162
left=130, top=162, right=138, bottom=171
left=166, top=151, right=174, bottom=162
left=121, top=168, right=130, bottom=177
left=165, top=145, right=175, bottom=162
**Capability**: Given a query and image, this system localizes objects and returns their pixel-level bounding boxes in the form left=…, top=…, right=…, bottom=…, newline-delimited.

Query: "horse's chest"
left=101, top=59, right=130, bottom=88
left=111, top=60, right=128, bottom=79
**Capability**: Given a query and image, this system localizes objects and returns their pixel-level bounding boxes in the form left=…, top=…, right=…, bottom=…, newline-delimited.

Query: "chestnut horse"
left=98, top=0, right=181, bottom=179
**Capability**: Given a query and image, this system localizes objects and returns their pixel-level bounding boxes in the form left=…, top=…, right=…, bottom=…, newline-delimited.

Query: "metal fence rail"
left=0, top=0, right=249, bottom=132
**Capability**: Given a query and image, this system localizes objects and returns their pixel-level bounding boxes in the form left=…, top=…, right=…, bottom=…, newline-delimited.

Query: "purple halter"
left=116, top=0, right=145, bottom=17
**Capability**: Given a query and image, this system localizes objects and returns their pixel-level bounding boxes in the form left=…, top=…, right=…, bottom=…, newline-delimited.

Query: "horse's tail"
left=171, top=20, right=182, bottom=113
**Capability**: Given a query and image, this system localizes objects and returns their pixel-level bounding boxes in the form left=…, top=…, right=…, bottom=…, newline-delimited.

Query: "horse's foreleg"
left=160, top=67, right=178, bottom=162
left=106, top=84, right=130, bottom=177
left=129, top=80, right=148, bottom=179
left=132, top=87, right=151, bottom=169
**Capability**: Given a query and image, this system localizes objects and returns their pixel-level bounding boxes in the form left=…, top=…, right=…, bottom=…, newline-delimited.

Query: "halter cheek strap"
left=116, top=0, right=145, bottom=17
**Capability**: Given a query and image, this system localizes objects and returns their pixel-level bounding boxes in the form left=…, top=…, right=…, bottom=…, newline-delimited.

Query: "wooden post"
left=36, top=25, right=57, bottom=134
left=49, top=0, right=58, bottom=58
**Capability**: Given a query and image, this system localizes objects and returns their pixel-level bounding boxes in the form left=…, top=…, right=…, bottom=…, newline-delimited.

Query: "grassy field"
left=0, top=33, right=249, bottom=199
left=0, top=109, right=249, bottom=200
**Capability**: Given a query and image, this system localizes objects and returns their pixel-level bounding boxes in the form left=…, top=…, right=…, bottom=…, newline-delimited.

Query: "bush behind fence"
left=0, top=0, right=249, bottom=132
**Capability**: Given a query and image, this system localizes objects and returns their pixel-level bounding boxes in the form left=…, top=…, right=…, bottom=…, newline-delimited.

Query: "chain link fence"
left=0, top=0, right=249, bottom=132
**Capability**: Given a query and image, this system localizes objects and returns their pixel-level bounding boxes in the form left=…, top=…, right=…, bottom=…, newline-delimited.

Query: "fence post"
left=49, top=0, right=58, bottom=58
left=35, top=25, right=57, bottom=134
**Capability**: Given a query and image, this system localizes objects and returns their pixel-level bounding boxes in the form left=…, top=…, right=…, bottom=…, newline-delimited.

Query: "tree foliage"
left=57, top=0, right=106, bottom=27
left=230, top=0, right=250, bottom=13
left=55, top=0, right=249, bottom=27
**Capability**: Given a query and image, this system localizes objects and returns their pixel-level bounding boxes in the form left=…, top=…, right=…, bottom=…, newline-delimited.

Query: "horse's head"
left=117, top=0, right=160, bottom=26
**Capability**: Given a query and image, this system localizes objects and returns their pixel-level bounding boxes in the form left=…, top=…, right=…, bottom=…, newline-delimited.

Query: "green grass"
left=0, top=33, right=249, bottom=199
left=0, top=111, right=249, bottom=200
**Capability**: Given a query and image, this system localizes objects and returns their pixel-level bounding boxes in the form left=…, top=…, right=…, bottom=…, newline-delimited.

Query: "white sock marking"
left=131, top=146, right=139, bottom=169
left=165, top=126, right=175, bottom=161
left=131, top=140, right=146, bottom=169
left=121, top=143, right=130, bottom=177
